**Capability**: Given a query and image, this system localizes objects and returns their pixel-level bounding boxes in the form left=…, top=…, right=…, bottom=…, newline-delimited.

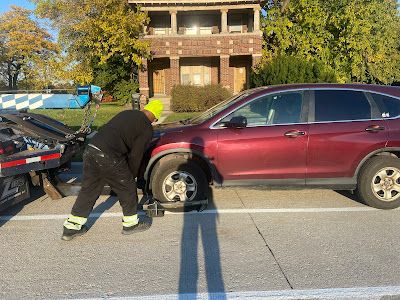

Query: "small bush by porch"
left=171, top=84, right=232, bottom=112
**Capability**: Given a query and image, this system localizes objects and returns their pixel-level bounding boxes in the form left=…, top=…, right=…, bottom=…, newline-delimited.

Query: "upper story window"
left=148, top=13, right=170, bottom=35
left=314, top=90, right=372, bottom=122
left=229, top=14, right=243, bottom=33
left=178, top=13, right=219, bottom=35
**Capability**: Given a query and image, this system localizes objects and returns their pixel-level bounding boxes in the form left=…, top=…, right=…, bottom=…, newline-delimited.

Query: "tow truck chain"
left=65, top=92, right=102, bottom=139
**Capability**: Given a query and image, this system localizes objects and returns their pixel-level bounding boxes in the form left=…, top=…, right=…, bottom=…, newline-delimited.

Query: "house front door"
left=234, top=66, right=247, bottom=94
left=153, top=69, right=165, bottom=95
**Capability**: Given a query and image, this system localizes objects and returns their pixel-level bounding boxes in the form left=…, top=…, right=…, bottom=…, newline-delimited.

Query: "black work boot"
left=122, top=221, right=151, bottom=235
left=61, top=225, right=88, bottom=241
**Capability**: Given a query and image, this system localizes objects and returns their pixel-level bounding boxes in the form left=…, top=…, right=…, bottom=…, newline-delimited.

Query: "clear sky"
left=0, top=0, right=58, bottom=39
left=0, top=0, right=35, bottom=14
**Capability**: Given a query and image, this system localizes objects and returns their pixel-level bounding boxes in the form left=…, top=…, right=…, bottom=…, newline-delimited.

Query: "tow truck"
left=0, top=85, right=102, bottom=211
left=0, top=85, right=208, bottom=215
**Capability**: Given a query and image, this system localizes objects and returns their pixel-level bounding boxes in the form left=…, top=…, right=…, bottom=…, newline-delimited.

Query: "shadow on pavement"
left=178, top=137, right=226, bottom=299
left=178, top=187, right=226, bottom=299
left=0, top=185, right=46, bottom=228
left=85, top=196, right=118, bottom=230
left=334, top=190, right=365, bottom=206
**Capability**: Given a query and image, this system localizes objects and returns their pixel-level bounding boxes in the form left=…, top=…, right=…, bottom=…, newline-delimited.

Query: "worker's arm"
left=127, top=128, right=152, bottom=178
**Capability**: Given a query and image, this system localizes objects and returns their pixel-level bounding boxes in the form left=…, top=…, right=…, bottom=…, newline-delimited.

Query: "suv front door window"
left=220, top=92, right=304, bottom=127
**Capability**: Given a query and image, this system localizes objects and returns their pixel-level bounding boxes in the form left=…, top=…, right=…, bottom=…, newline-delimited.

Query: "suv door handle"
left=365, top=125, right=385, bottom=132
left=284, top=130, right=306, bottom=138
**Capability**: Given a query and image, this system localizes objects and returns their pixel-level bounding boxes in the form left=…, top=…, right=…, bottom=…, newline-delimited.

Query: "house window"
left=150, top=14, right=170, bottom=35
left=185, top=26, right=198, bottom=35
left=229, top=14, right=243, bottom=33
left=199, top=27, right=212, bottom=35
left=154, top=28, right=169, bottom=35
left=181, top=65, right=211, bottom=86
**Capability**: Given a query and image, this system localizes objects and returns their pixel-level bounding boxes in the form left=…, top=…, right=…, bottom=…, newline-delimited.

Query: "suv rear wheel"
left=357, top=156, right=400, bottom=209
left=151, top=157, right=208, bottom=203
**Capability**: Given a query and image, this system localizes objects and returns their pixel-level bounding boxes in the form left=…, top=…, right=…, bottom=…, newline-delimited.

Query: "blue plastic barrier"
left=0, top=85, right=101, bottom=110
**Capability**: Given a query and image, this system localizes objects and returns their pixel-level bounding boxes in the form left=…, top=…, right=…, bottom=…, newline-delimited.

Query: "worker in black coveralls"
left=61, top=100, right=164, bottom=241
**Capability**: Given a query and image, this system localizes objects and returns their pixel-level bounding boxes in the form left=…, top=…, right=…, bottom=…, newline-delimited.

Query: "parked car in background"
left=144, top=84, right=400, bottom=209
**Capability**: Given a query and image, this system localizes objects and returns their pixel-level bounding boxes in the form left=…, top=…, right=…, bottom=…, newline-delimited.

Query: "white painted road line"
left=0, top=207, right=393, bottom=222
left=71, top=285, right=400, bottom=300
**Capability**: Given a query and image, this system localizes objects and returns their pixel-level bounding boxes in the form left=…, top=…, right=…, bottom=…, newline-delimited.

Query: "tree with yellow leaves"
left=0, top=6, right=59, bottom=90
left=33, top=0, right=150, bottom=85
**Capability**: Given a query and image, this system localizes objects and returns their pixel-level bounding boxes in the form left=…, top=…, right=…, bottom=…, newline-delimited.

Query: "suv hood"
left=153, top=121, right=193, bottom=135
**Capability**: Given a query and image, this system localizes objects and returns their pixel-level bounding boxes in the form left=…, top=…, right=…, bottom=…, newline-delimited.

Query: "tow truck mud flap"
left=0, top=175, right=30, bottom=211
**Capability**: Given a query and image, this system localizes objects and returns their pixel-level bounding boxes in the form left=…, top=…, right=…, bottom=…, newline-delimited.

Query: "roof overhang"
left=130, top=0, right=264, bottom=7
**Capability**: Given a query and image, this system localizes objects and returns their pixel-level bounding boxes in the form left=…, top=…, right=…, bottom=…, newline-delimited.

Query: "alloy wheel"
left=162, top=171, right=197, bottom=202
left=371, top=167, right=400, bottom=202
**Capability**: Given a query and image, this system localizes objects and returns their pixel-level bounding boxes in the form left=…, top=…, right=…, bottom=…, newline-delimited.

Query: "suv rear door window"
left=314, top=90, right=371, bottom=122
left=370, top=93, right=400, bottom=118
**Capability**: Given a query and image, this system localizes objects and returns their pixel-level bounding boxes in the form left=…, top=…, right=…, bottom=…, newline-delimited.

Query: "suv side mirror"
left=226, top=116, right=247, bottom=129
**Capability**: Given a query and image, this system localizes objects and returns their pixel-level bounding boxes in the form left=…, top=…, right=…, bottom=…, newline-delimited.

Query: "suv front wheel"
left=358, top=156, right=400, bottom=209
left=151, top=157, right=208, bottom=203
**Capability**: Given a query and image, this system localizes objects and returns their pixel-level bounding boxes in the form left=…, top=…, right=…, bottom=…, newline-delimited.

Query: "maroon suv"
left=144, top=84, right=400, bottom=209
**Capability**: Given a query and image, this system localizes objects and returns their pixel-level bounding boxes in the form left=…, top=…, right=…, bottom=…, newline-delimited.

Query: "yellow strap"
left=122, top=214, right=138, bottom=227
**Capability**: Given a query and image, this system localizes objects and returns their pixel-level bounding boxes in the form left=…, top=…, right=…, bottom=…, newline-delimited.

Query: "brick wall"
left=220, top=56, right=231, bottom=90
left=169, top=58, right=180, bottom=95
left=139, top=59, right=149, bottom=97
left=145, top=33, right=262, bottom=58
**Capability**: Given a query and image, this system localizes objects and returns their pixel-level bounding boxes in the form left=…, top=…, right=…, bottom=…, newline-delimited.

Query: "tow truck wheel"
left=151, top=157, right=207, bottom=203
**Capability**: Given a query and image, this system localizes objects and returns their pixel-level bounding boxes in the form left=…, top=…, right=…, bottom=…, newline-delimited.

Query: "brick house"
left=129, top=0, right=263, bottom=98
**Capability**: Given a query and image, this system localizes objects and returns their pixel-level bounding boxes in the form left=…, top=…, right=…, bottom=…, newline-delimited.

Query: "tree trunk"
left=12, top=72, right=19, bottom=90
left=7, top=62, right=13, bottom=90
left=281, top=0, right=290, bottom=13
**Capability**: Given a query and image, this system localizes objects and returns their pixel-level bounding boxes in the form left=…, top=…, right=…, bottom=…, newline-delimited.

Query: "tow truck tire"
left=151, top=157, right=207, bottom=203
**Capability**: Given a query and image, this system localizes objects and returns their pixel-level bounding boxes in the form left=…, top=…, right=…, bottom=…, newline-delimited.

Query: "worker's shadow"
left=85, top=195, right=118, bottom=229
left=178, top=137, right=226, bottom=299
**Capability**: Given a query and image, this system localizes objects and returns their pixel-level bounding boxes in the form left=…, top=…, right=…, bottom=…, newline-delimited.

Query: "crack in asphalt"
left=234, top=189, right=294, bottom=290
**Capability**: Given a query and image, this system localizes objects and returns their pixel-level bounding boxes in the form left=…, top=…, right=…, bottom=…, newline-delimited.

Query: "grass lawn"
left=31, top=102, right=128, bottom=131
left=32, top=104, right=201, bottom=129
left=31, top=106, right=201, bottom=161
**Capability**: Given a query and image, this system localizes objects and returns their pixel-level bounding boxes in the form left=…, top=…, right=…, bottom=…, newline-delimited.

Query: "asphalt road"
left=1, top=183, right=400, bottom=299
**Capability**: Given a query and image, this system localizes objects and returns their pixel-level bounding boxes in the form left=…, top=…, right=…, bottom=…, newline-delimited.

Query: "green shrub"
left=112, top=79, right=139, bottom=105
left=251, top=55, right=337, bottom=87
left=171, top=84, right=232, bottom=112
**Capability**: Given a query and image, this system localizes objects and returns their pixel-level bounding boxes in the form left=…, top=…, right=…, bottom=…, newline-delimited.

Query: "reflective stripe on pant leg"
left=122, top=214, right=138, bottom=228
left=63, top=215, right=87, bottom=230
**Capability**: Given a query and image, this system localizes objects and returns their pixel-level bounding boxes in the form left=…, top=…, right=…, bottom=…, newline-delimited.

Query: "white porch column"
left=170, top=10, right=177, bottom=34
left=253, top=7, right=261, bottom=33
left=221, top=8, right=228, bottom=33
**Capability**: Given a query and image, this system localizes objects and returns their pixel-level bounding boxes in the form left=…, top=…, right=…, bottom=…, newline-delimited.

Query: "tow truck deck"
left=0, top=86, right=101, bottom=211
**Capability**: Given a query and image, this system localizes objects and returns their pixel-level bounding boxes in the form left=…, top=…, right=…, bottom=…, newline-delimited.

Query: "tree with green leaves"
left=33, top=0, right=150, bottom=85
left=0, top=6, right=59, bottom=90
left=261, top=0, right=400, bottom=85
left=252, top=55, right=337, bottom=87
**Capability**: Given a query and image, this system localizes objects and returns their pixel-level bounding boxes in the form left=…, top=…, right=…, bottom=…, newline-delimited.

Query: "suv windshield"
left=188, top=88, right=264, bottom=125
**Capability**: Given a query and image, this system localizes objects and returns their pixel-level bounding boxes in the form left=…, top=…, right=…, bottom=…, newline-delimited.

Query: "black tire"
left=151, top=157, right=208, bottom=203
left=357, top=156, right=400, bottom=209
